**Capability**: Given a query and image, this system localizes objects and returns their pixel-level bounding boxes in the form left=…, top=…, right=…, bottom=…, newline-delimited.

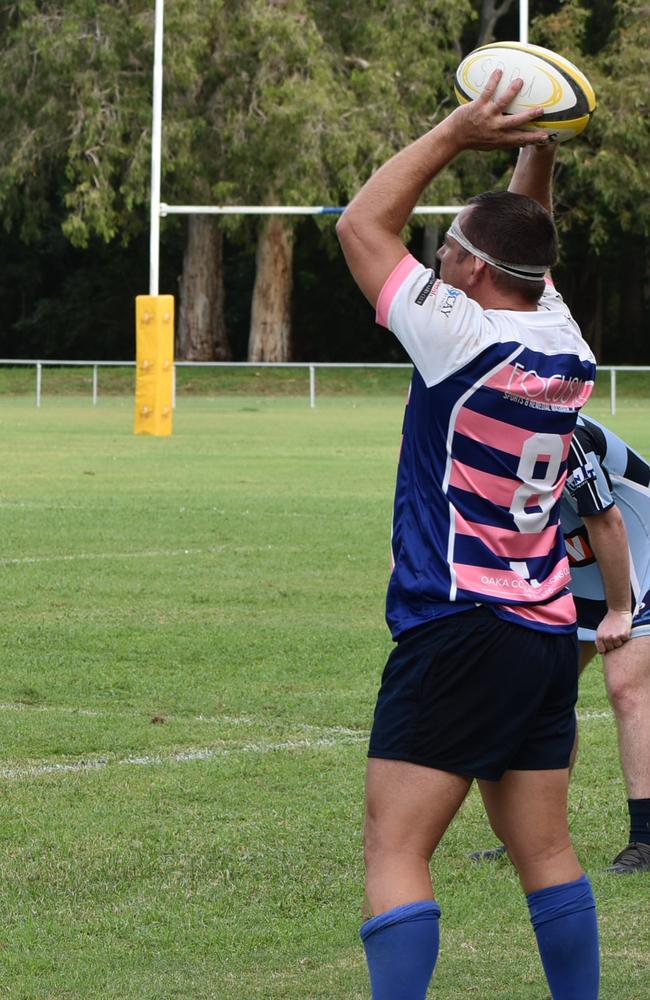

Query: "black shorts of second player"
left=368, top=606, right=578, bottom=781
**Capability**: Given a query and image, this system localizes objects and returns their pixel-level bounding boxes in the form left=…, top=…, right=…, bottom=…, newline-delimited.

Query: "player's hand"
left=446, top=70, right=550, bottom=150
left=595, top=609, right=633, bottom=654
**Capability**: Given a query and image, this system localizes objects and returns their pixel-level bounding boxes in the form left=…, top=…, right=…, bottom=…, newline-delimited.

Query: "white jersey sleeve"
left=376, top=255, right=490, bottom=388
left=537, top=277, right=574, bottom=319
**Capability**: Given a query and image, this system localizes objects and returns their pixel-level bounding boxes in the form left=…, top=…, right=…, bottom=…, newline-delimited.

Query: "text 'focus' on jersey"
left=561, top=414, right=650, bottom=638
left=377, top=254, right=596, bottom=639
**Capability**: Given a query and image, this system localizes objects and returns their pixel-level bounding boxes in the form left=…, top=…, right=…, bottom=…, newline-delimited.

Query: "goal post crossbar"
left=159, top=204, right=464, bottom=217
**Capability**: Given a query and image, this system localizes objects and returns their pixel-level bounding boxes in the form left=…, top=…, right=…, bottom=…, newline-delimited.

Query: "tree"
left=530, top=0, right=650, bottom=360
left=165, top=0, right=474, bottom=361
left=0, top=0, right=495, bottom=364
left=0, top=0, right=233, bottom=361
left=202, top=0, right=358, bottom=362
left=3, top=0, right=649, bottom=365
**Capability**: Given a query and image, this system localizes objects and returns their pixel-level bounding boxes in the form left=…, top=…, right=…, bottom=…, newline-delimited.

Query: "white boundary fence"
left=0, top=359, right=647, bottom=415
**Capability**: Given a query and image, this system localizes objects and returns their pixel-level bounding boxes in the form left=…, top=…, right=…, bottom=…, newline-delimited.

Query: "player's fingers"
left=515, top=131, right=551, bottom=146
left=477, top=68, right=503, bottom=103
left=600, top=634, right=627, bottom=651
left=501, top=130, right=550, bottom=149
left=506, top=105, right=546, bottom=129
left=493, top=76, right=524, bottom=111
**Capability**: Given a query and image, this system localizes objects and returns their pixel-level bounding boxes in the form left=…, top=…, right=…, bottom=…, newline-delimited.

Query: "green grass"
left=0, top=390, right=648, bottom=998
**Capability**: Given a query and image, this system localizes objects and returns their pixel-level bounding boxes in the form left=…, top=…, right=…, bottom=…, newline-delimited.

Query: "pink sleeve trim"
left=376, top=254, right=420, bottom=329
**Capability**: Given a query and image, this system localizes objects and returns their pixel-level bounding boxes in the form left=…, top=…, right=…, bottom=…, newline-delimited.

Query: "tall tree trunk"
left=248, top=214, right=294, bottom=362
left=177, top=215, right=230, bottom=361
left=477, top=0, right=515, bottom=46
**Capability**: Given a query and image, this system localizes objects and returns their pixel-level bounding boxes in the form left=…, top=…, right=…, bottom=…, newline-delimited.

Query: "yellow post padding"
left=134, top=295, right=174, bottom=436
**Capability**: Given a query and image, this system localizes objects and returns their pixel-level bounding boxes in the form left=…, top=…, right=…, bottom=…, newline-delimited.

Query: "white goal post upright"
left=149, top=0, right=165, bottom=297
left=520, top=0, right=529, bottom=45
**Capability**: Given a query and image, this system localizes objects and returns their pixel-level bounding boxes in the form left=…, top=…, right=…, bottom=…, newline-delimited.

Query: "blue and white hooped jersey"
left=376, top=254, right=596, bottom=640
left=561, top=414, right=650, bottom=639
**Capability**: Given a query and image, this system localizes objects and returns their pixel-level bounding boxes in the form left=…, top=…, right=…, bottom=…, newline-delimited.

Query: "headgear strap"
left=447, top=215, right=547, bottom=282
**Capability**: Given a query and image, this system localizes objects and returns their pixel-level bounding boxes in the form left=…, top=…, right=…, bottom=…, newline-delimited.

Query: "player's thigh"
left=477, top=768, right=580, bottom=891
left=604, top=634, right=650, bottom=700
left=365, top=758, right=471, bottom=860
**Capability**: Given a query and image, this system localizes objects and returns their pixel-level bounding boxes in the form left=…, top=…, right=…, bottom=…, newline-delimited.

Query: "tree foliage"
left=0, top=0, right=649, bottom=362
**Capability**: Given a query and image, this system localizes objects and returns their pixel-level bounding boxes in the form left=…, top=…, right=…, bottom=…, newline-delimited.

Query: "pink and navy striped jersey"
left=378, top=254, right=596, bottom=639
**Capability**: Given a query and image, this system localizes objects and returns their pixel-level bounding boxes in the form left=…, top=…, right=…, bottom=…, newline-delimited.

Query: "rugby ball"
left=455, top=41, right=596, bottom=142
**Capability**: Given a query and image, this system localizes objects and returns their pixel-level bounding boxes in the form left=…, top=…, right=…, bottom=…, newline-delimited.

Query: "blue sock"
left=360, top=900, right=441, bottom=1000
left=527, top=874, right=599, bottom=999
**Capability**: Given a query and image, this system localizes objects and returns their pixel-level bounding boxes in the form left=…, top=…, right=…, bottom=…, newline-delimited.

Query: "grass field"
left=0, top=386, right=649, bottom=999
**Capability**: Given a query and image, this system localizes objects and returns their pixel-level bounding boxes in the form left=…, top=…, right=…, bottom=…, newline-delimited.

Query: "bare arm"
left=582, top=506, right=633, bottom=653
left=508, top=143, right=557, bottom=216
left=336, top=71, right=548, bottom=307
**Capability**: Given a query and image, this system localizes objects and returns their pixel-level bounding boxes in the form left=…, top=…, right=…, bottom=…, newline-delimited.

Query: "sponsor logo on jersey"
left=565, top=462, right=596, bottom=495
left=440, top=286, right=462, bottom=318
left=564, top=531, right=595, bottom=567
left=415, top=275, right=439, bottom=305
left=504, top=362, right=592, bottom=408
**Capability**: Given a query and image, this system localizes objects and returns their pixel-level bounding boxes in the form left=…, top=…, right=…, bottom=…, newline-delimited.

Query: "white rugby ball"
left=455, top=41, right=596, bottom=142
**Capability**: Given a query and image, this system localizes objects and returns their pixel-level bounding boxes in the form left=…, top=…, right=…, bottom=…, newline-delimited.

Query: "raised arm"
left=336, top=71, right=548, bottom=307
left=508, top=143, right=558, bottom=216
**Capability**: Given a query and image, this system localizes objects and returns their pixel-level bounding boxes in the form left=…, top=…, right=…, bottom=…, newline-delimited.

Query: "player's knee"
left=363, top=816, right=432, bottom=871
left=508, top=835, right=572, bottom=873
left=606, top=669, right=643, bottom=718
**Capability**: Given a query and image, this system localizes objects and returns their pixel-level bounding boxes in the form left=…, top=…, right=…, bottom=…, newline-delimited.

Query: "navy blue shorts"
left=368, top=606, right=578, bottom=781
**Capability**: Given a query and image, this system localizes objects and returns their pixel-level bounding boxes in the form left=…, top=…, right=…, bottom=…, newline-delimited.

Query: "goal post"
left=135, top=0, right=169, bottom=436
left=136, top=0, right=530, bottom=435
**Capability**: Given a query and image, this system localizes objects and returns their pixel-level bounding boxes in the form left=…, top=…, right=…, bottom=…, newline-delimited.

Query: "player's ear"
left=468, top=256, right=487, bottom=286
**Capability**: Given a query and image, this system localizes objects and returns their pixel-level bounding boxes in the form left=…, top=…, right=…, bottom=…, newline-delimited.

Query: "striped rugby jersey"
left=561, top=414, right=650, bottom=639
left=377, top=254, right=596, bottom=639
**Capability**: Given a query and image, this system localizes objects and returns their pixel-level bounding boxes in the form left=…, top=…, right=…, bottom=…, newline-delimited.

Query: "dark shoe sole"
left=606, top=842, right=650, bottom=874
left=469, top=844, right=508, bottom=862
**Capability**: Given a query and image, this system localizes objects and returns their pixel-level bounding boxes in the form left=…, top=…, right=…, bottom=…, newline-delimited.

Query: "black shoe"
left=469, top=844, right=508, bottom=862
left=606, top=842, right=650, bottom=874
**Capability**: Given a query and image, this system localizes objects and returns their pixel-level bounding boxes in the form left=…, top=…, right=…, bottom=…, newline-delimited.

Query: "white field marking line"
left=0, top=734, right=368, bottom=781
left=0, top=544, right=290, bottom=568
left=0, top=700, right=611, bottom=730
left=0, top=703, right=613, bottom=783
left=0, top=700, right=611, bottom=726
left=0, top=702, right=367, bottom=737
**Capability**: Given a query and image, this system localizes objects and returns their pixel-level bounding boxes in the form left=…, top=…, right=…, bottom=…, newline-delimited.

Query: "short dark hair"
left=461, top=190, right=558, bottom=304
